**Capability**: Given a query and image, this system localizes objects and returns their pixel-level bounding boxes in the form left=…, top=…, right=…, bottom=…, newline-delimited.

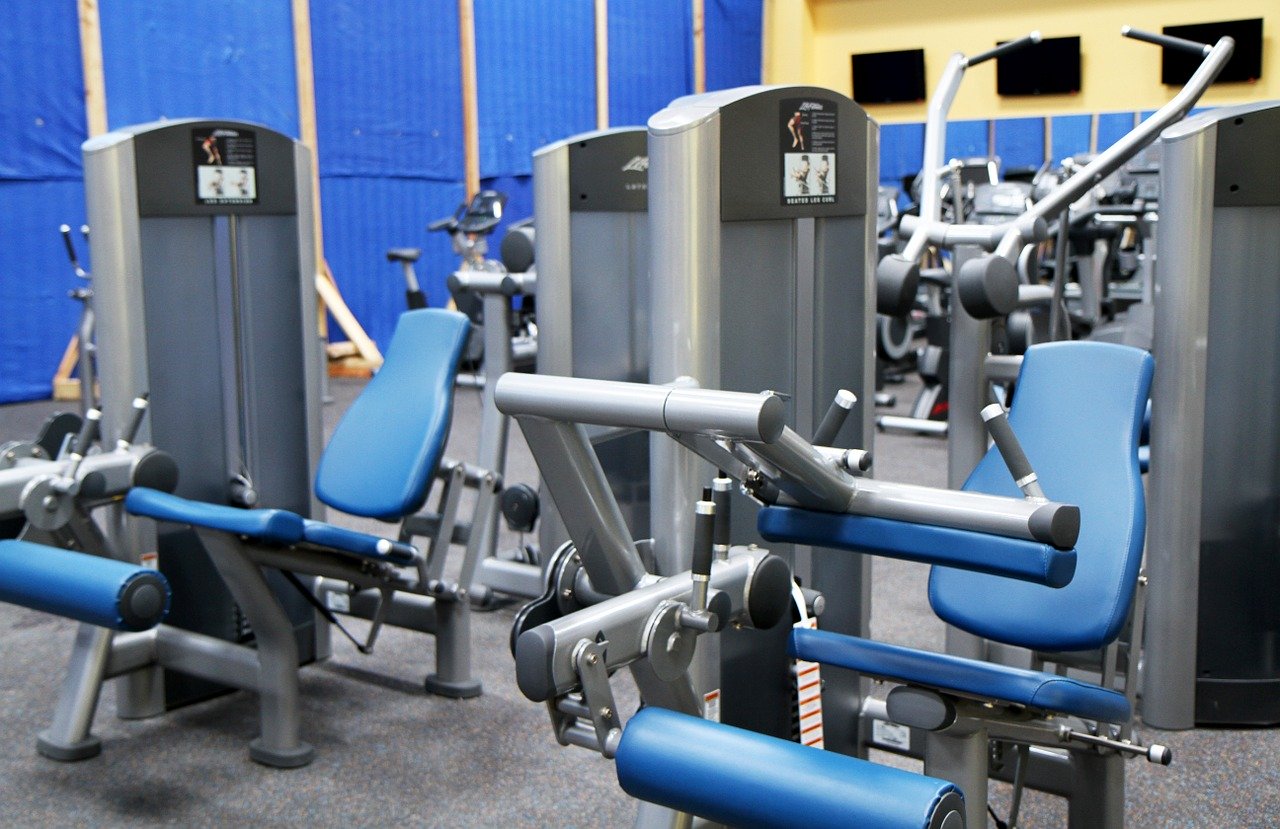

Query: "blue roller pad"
left=316, top=309, right=470, bottom=520
left=759, top=507, right=1076, bottom=588
left=616, top=707, right=961, bottom=829
left=0, top=540, right=170, bottom=631
left=125, top=488, right=304, bottom=545
left=791, top=627, right=1130, bottom=724
left=301, top=520, right=418, bottom=565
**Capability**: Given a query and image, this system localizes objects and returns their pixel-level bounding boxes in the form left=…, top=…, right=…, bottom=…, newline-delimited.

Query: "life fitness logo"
left=621, top=155, right=649, bottom=173
left=798, top=101, right=826, bottom=112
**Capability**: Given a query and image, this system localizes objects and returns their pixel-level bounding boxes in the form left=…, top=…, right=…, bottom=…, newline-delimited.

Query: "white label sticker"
left=139, top=552, right=159, bottom=570
left=326, top=592, right=351, bottom=613
left=871, top=719, right=912, bottom=751
left=703, top=689, right=721, bottom=723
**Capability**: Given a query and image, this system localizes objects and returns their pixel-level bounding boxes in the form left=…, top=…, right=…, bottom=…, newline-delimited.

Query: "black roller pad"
left=746, top=555, right=793, bottom=630
left=875, top=255, right=920, bottom=318
left=957, top=255, right=1019, bottom=318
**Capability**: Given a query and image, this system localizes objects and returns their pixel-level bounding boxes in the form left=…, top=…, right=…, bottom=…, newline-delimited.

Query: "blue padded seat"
left=930, top=341, right=1153, bottom=654
left=616, top=707, right=963, bottom=829
left=0, top=540, right=170, bottom=632
left=759, top=509, right=1077, bottom=588
left=791, top=627, right=1131, bottom=723
left=125, top=488, right=304, bottom=545
left=315, top=309, right=470, bottom=520
left=300, top=520, right=418, bottom=565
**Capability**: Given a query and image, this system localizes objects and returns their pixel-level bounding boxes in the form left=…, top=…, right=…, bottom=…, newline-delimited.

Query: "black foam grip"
left=691, top=507, right=714, bottom=579
left=956, top=255, right=1019, bottom=318
left=985, top=409, right=1036, bottom=484
left=711, top=484, right=732, bottom=548
left=875, top=255, right=920, bottom=317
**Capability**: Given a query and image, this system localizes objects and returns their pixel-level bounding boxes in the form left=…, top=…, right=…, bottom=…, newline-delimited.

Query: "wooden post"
left=458, top=0, right=480, bottom=199
left=291, top=0, right=383, bottom=369
left=595, top=0, right=609, bottom=130
left=56, top=0, right=109, bottom=400
left=692, top=0, right=706, bottom=94
left=78, top=0, right=107, bottom=137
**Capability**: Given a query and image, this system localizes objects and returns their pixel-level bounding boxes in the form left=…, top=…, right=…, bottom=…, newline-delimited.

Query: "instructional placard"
left=192, top=128, right=258, bottom=206
left=780, top=98, right=838, bottom=206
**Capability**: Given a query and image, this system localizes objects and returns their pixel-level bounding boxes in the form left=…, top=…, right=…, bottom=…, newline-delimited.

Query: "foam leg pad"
left=0, top=540, right=170, bottom=631
left=616, top=708, right=965, bottom=829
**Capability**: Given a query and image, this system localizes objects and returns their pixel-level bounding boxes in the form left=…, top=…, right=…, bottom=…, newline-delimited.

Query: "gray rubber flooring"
left=0, top=372, right=1276, bottom=827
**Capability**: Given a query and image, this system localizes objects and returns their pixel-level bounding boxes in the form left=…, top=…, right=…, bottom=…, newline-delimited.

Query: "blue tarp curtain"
left=0, top=0, right=764, bottom=403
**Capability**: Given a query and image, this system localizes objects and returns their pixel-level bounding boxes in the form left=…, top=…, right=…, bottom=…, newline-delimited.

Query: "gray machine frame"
left=646, top=84, right=877, bottom=748
left=1143, top=99, right=1280, bottom=729
left=55, top=120, right=327, bottom=763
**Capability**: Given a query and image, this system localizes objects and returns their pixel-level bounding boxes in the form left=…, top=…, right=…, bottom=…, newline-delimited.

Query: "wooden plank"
left=317, top=261, right=383, bottom=366
left=78, top=0, right=108, bottom=137
left=292, top=0, right=382, bottom=365
left=595, top=0, right=609, bottom=130
left=458, top=0, right=480, bottom=198
left=291, top=0, right=329, bottom=338
left=57, top=1, right=108, bottom=397
left=692, top=0, right=706, bottom=94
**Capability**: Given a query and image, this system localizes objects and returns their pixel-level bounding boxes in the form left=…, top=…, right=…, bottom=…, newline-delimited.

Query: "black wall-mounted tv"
left=996, top=36, right=1081, bottom=96
left=852, top=48, right=926, bottom=104
left=1162, top=18, right=1262, bottom=85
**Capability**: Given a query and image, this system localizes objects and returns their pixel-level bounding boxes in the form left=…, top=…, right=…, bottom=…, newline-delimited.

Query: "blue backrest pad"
left=928, top=341, right=1153, bottom=652
left=315, top=309, right=469, bottom=519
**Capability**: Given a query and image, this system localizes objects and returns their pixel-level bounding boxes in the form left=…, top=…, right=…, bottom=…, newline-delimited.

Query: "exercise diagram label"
left=781, top=98, right=837, bottom=207
left=192, top=128, right=259, bottom=206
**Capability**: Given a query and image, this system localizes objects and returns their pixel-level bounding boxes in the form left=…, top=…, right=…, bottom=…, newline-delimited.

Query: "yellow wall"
left=765, top=0, right=1279, bottom=123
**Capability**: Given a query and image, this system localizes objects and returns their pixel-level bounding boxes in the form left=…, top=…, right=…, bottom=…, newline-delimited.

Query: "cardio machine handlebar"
left=965, top=31, right=1042, bottom=68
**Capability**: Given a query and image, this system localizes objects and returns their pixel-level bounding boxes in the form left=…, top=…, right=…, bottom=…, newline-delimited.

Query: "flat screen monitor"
left=852, top=48, right=926, bottom=104
left=1162, top=18, right=1262, bottom=85
left=996, top=36, right=1081, bottom=96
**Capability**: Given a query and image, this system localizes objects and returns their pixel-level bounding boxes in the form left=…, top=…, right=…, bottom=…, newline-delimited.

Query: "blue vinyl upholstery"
left=616, top=707, right=962, bottom=829
left=315, top=309, right=470, bottom=519
left=758, top=508, right=1077, bottom=588
left=0, top=540, right=170, bottom=631
left=301, top=520, right=418, bottom=565
left=930, top=342, right=1153, bottom=653
left=125, top=488, right=304, bottom=545
left=791, top=627, right=1130, bottom=723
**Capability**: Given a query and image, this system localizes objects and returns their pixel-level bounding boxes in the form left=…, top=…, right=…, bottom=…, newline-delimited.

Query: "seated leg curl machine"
left=495, top=359, right=1095, bottom=828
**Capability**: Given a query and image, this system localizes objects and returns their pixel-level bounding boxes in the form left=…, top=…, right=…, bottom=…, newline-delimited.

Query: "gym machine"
left=85, top=119, right=325, bottom=710
left=645, top=84, right=876, bottom=749
left=876, top=32, right=1043, bottom=440
left=498, top=369, right=1084, bottom=827
left=514, top=125, right=652, bottom=603
left=389, top=191, right=547, bottom=608
left=71, top=121, right=494, bottom=766
left=1143, top=99, right=1280, bottom=728
left=877, top=27, right=1233, bottom=491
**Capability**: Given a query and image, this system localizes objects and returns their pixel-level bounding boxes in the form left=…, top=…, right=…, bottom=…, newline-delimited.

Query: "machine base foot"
left=249, top=738, right=315, bottom=768
left=36, top=732, right=102, bottom=762
left=424, top=674, right=482, bottom=699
